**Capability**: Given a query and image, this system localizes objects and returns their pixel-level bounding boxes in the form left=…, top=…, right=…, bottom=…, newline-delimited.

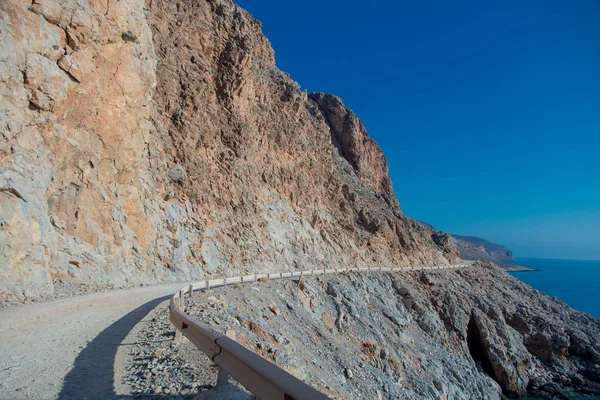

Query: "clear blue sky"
left=236, top=0, right=600, bottom=260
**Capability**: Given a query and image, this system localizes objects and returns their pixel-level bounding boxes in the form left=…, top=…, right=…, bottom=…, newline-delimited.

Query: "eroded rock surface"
left=1, top=0, right=458, bottom=298
left=1, top=0, right=158, bottom=297
left=309, top=92, right=399, bottom=210
left=125, top=263, right=600, bottom=399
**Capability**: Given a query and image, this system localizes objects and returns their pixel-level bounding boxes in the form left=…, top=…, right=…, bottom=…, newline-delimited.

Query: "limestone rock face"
left=167, top=165, right=186, bottom=184
left=469, top=308, right=531, bottom=397
left=172, top=263, right=600, bottom=399
left=1, top=0, right=159, bottom=296
left=0, top=0, right=459, bottom=297
left=309, top=93, right=399, bottom=210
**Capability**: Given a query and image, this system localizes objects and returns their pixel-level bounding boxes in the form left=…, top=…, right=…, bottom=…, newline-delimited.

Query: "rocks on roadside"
left=345, top=368, right=354, bottom=379
left=122, top=266, right=600, bottom=400
left=326, top=282, right=337, bottom=297
left=298, top=277, right=306, bottom=292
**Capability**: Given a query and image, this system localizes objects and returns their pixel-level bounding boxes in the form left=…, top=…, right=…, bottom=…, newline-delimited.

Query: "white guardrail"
left=169, top=263, right=471, bottom=399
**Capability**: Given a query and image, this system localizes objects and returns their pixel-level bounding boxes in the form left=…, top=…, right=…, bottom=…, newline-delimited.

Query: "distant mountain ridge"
left=450, top=235, right=533, bottom=271
left=452, top=235, right=514, bottom=261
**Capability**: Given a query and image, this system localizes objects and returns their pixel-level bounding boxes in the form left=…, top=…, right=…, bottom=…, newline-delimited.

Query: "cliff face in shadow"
left=0, top=0, right=457, bottom=298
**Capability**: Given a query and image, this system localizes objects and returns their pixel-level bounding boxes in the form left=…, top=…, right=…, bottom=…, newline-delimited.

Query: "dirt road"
left=0, top=283, right=184, bottom=400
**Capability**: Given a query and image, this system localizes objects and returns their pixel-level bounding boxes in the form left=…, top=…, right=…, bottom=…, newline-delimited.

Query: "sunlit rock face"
left=1, top=0, right=159, bottom=296
left=0, top=0, right=458, bottom=297
left=309, top=92, right=399, bottom=211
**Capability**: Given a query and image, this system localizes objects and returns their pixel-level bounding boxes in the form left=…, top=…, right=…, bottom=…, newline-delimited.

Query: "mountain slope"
left=0, top=0, right=458, bottom=298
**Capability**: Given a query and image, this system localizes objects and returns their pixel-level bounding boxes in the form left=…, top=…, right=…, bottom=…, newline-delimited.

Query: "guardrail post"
left=179, top=289, right=184, bottom=308
left=174, top=289, right=185, bottom=341
left=188, top=284, right=194, bottom=297
left=216, top=330, right=236, bottom=386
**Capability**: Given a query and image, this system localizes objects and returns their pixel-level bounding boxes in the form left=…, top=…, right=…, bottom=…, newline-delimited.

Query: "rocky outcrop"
left=1, top=0, right=158, bottom=297
left=128, top=262, right=600, bottom=399
left=309, top=92, right=399, bottom=210
left=0, top=0, right=458, bottom=298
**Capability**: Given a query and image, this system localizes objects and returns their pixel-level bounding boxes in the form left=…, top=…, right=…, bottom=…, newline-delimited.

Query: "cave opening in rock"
left=467, top=317, right=497, bottom=381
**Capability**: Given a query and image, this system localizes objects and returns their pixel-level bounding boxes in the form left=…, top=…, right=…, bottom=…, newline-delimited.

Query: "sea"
left=509, top=258, right=600, bottom=400
left=509, top=257, right=600, bottom=318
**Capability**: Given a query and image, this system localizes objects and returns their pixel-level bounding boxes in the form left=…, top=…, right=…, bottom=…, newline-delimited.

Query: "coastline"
left=508, top=257, right=600, bottom=319
left=504, top=265, right=538, bottom=272
left=495, top=259, right=537, bottom=272
left=461, top=258, right=537, bottom=272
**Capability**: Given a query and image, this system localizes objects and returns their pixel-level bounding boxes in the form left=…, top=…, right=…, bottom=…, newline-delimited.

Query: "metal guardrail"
left=169, top=263, right=471, bottom=399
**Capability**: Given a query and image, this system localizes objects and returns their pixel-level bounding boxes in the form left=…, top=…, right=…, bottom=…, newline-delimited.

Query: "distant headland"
left=451, top=234, right=536, bottom=271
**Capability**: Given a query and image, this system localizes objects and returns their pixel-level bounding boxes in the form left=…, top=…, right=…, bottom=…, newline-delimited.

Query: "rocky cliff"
left=124, top=263, right=600, bottom=399
left=0, top=0, right=458, bottom=298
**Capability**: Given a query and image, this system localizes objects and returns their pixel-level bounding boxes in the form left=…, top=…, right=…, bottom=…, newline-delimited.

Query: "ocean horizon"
left=509, top=257, right=600, bottom=319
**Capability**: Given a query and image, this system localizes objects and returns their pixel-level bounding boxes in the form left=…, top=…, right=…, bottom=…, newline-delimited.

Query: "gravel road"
left=0, top=282, right=185, bottom=400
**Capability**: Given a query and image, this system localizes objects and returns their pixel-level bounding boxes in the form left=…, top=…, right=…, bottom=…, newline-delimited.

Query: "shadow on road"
left=57, top=296, right=251, bottom=400
left=58, top=296, right=169, bottom=399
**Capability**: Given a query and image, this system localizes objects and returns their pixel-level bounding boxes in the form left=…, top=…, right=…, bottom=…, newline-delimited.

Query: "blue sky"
left=236, top=0, right=600, bottom=260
